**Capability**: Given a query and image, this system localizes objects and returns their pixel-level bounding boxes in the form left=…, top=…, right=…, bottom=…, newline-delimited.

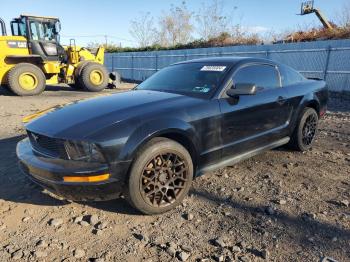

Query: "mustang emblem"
left=31, top=133, right=40, bottom=142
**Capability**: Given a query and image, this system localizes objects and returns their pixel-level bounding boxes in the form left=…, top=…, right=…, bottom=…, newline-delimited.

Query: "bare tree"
left=260, top=29, right=288, bottom=44
left=336, top=2, right=350, bottom=27
left=86, top=41, right=100, bottom=49
left=157, top=1, right=193, bottom=46
left=196, top=0, right=238, bottom=40
left=129, top=12, right=157, bottom=47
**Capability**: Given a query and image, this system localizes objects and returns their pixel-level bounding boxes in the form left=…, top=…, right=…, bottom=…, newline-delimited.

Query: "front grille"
left=27, top=131, right=67, bottom=158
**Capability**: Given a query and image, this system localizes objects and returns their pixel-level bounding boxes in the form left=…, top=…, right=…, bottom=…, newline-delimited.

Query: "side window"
left=233, top=64, right=280, bottom=90
left=11, top=22, right=20, bottom=36
left=38, top=23, right=45, bottom=40
left=279, top=64, right=305, bottom=86
left=43, top=23, right=54, bottom=41
left=18, top=18, right=27, bottom=37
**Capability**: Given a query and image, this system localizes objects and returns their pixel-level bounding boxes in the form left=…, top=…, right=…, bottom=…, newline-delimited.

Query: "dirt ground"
left=0, top=85, right=349, bottom=262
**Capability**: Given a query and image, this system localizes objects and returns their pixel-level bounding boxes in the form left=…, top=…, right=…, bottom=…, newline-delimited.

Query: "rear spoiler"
left=307, top=77, right=323, bottom=81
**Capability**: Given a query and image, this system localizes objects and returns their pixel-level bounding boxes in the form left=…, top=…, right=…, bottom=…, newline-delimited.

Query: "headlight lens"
left=64, top=141, right=105, bottom=162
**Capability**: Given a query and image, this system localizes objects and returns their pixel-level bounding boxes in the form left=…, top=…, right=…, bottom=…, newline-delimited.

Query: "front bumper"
left=16, top=138, right=130, bottom=201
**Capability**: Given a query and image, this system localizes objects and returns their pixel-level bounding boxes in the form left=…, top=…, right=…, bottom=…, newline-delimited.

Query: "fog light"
left=63, top=173, right=110, bottom=183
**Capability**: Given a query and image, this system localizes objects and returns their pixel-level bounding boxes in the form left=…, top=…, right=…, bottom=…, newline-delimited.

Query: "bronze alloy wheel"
left=140, top=152, right=189, bottom=207
left=302, top=114, right=317, bottom=146
left=127, top=137, right=193, bottom=214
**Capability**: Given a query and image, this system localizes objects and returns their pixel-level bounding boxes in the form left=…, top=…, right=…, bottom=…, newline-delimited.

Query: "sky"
left=1, top=0, right=348, bottom=47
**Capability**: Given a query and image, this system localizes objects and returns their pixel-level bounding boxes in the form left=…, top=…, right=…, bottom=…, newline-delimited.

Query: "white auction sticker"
left=200, top=66, right=227, bottom=72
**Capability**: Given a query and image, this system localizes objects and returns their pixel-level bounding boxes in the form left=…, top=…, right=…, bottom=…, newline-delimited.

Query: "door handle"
left=277, top=96, right=286, bottom=105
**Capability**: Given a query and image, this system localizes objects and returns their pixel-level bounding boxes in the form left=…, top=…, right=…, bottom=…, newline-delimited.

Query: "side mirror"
left=226, top=83, right=257, bottom=97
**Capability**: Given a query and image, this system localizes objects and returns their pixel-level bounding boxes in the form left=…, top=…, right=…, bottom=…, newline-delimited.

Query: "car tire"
left=127, top=137, right=194, bottom=215
left=289, top=107, right=319, bottom=151
left=79, top=63, right=109, bottom=92
left=8, top=63, right=46, bottom=96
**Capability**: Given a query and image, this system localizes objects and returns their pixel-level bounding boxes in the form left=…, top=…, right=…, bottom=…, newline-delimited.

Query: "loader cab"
left=10, top=15, right=63, bottom=61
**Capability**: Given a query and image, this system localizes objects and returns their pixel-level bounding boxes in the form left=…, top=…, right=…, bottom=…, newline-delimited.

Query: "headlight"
left=64, top=141, right=105, bottom=162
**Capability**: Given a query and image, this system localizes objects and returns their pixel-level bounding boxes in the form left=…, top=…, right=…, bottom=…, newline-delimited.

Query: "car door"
left=219, top=63, right=290, bottom=159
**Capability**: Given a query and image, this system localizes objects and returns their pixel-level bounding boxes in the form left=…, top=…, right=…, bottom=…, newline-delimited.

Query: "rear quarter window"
left=279, top=64, right=305, bottom=86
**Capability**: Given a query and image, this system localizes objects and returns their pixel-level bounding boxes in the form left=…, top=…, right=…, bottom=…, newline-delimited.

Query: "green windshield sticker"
left=200, top=66, right=226, bottom=72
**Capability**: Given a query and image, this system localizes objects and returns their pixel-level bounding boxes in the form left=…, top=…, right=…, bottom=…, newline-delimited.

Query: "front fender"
left=119, top=117, right=200, bottom=161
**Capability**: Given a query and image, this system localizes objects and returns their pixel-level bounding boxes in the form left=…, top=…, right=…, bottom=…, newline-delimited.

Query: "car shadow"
left=0, top=135, right=138, bottom=215
left=82, top=199, right=139, bottom=215
left=0, top=135, right=67, bottom=207
left=190, top=188, right=350, bottom=257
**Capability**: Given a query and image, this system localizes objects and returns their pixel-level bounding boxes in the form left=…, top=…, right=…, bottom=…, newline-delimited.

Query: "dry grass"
left=284, top=26, right=350, bottom=42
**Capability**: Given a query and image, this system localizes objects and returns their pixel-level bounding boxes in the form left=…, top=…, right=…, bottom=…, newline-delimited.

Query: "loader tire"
left=8, top=63, right=46, bottom=96
left=70, top=62, right=93, bottom=89
left=80, top=63, right=109, bottom=92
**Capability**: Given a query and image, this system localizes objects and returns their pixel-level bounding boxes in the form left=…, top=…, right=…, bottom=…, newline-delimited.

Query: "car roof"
left=174, top=57, right=277, bottom=66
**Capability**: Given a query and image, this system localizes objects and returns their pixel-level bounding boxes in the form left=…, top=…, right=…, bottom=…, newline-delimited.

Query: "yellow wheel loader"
left=0, top=14, right=118, bottom=96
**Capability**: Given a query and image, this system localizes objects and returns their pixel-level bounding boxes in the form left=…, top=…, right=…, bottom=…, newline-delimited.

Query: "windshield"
left=136, top=62, right=231, bottom=98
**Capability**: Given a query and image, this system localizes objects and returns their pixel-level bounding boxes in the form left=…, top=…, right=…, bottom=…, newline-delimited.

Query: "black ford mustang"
left=17, top=57, right=328, bottom=214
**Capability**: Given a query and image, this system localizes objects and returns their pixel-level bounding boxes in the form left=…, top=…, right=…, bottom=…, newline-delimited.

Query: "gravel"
left=11, top=250, right=23, bottom=260
left=214, top=236, right=228, bottom=248
left=48, top=218, right=63, bottom=227
left=89, top=214, right=99, bottom=225
left=178, top=251, right=190, bottom=261
left=276, top=199, right=287, bottom=205
left=166, top=246, right=176, bottom=257
left=79, top=221, right=90, bottom=227
left=184, top=213, right=194, bottom=221
left=339, top=199, right=349, bottom=207
left=73, top=216, right=83, bottom=223
left=35, top=239, right=48, bottom=248
left=33, top=250, right=48, bottom=258
left=73, top=248, right=86, bottom=258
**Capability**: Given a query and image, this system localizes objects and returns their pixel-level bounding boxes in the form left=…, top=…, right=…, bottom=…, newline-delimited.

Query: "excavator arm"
left=314, top=9, right=333, bottom=30
left=300, top=1, right=333, bottom=30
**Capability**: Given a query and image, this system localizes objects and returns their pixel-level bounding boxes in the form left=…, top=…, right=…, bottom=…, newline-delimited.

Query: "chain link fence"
left=105, top=39, right=350, bottom=93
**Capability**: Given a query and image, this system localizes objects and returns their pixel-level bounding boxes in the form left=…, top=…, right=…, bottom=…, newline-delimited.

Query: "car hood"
left=26, top=90, right=200, bottom=140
